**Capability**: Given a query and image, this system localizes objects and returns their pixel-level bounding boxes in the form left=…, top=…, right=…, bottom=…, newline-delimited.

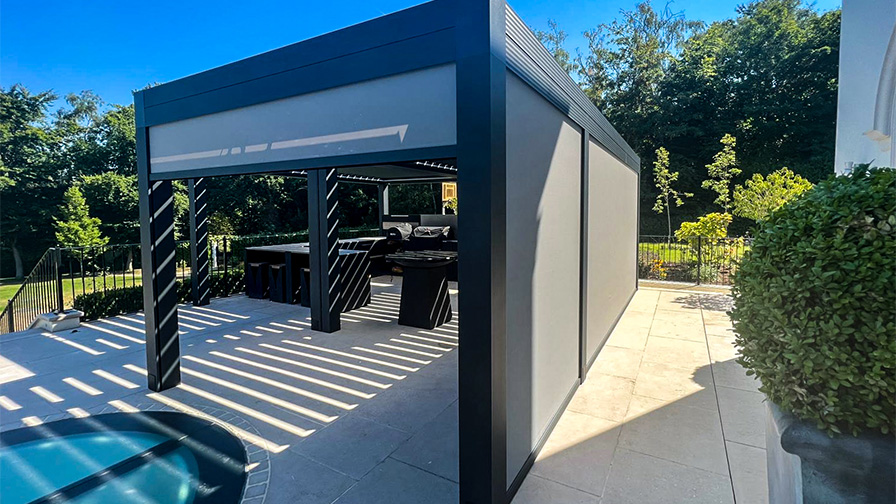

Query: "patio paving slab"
left=513, top=474, right=601, bottom=504
left=568, top=372, right=635, bottom=422
left=604, top=322, right=650, bottom=351
left=263, top=452, right=357, bottom=504
left=332, top=458, right=458, bottom=504
left=717, top=386, right=767, bottom=449
left=601, top=449, right=734, bottom=504
left=632, top=360, right=717, bottom=412
left=726, top=441, right=769, bottom=504
left=530, top=409, right=620, bottom=496
left=289, top=411, right=411, bottom=479
left=617, top=399, right=729, bottom=475
left=648, top=316, right=707, bottom=342
left=712, top=358, right=762, bottom=393
left=642, top=335, right=710, bottom=368
left=591, top=345, right=642, bottom=380
left=390, top=400, right=459, bottom=482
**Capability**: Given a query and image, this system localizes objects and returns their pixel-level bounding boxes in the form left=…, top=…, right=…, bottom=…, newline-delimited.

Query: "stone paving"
left=0, top=278, right=461, bottom=504
left=512, top=287, right=768, bottom=504
left=0, top=283, right=765, bottom=503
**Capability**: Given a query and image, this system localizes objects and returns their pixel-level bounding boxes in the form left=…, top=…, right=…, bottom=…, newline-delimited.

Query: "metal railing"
left=0, top=228, right=380, bottom=334
left=638, top=235, right=750, bottom=286
left=0, top=249, right=64, bottom=333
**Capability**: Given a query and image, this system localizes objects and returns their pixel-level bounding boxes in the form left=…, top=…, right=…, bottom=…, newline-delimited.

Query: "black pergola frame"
left=134, top=1, right=640, bottom=502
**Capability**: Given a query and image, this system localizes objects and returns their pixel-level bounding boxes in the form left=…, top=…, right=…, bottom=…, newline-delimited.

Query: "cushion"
left=412, top=226, right=450, bottom=238
left=386, top=222, right=413, bottom=241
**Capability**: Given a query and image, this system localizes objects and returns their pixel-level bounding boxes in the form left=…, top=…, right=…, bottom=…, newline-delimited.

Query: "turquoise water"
left=0, top=431, right=199, bottom=504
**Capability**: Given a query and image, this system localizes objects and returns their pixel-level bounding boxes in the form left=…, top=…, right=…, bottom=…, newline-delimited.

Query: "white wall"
left=505, top=72, right=583, bottom=486
left=585, top=140, right=638, bottom=362
left=835, top=0, right=896, bottom=172
left=148, top=64, right=457, bottom=175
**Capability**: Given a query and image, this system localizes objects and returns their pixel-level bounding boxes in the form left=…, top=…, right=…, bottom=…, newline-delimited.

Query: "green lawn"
left=638, top=240, right=749, bottom=264
left=0, top=279, right=22, bottom=302
left=2, top=271, right=146, bottom=308
left=1, top=264, right=238, bottom=311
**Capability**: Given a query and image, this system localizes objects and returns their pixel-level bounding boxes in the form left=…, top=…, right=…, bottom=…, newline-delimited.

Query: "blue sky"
left=1, top=0, right=840, bottom=109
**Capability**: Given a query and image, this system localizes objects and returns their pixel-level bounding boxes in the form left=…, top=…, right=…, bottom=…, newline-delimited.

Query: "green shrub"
left=74, top=286, right=145, bottom=320
left=688, top=262, right=720, bottom=283
left=210, top=271, right=243, bottom=297
left=74, top=271, right=245, bottom=321
left=675, top=212, right=732, bottom=245
left=730, top=167, right=896, bottom=436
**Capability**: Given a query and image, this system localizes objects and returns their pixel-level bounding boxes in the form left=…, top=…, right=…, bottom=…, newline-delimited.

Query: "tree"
left=577, top=1, right=703, bottom=148
left=0, top=85, right=59, bottom=278
left=549, top=1, right=839, bottom=234
left=652, top=0, right=839, bottom=181
left=702, top=134, right=740, bottom=213
left=652, top=146, right=692, bottom=239
left=733, top=167, right=813, bottom=221
left=339, top=185, right=378, bottom=229
left=388, top=184, right=441, bottom=214
left=49, top=91, right=104, bottom=184
left=535, top=20, right=577, bottom=74
left=675, top=212, right=733, bottom=244
left=54, top=185, right=108, bottom=248
left=79, top=172, right=139, bottom=244
left=89, top=105, right=136, bottom=176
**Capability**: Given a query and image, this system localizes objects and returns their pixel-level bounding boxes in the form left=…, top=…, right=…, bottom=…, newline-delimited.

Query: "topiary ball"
left=730, top=167, right=896, bottom=436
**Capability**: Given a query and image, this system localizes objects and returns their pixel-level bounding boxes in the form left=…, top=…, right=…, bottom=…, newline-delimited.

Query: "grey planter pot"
left=766, top=401, right=895, bottom=504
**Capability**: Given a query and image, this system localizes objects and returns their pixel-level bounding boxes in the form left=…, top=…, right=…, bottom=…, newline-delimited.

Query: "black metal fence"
left=0, top=249, right=63, bottom=333
left=0, top=228, right=379, bottom=334
left=638, top=235, right=750, bottom=286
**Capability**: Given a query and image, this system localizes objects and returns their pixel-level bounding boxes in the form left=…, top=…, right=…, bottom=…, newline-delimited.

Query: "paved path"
left=513, top=287, right=768, bottom=504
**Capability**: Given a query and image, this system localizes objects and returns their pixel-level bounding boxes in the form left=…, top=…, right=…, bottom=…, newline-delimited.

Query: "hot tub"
left=0, top=411, right=248, bottom=504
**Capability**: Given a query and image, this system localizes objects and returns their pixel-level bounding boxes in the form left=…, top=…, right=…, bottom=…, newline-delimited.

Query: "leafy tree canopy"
left=54, top=185, right=108, bottom=248
left=733, top=167, right=813, bottom=221
left=535, top=20, right=577, bottom=74
left=702, top=134, right=741, bottom=213
left=1, top=85, right=62, bottom=277
left=675, top=212, right=733, bottom=243
left=79, top=172, right=139, bottom=244
left=539, top=0, right=839, bottom=234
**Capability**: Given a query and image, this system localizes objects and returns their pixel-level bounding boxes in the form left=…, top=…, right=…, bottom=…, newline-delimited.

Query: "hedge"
left=74, top=271, right=243, bottom=320
left=730, top=167, right=896, bottom=436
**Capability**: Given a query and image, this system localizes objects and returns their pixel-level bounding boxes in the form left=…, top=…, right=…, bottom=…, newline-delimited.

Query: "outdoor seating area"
left=242, top=236, right=458, bottom=331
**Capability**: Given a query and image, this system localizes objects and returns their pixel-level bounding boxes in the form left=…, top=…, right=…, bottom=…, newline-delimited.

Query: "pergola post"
left=377, top=184, right=389, bottom=235
left=307, top=168, right=341, bottom=333
left=456, top=0, right=508, bottom=502
left=189, top=177, right=211, bottom=307
left=136, top=94, right=181, bottom=392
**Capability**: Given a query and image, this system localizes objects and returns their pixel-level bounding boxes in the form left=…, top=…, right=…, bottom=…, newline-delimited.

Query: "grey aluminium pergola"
left=134, top=0, right=640, bottom=502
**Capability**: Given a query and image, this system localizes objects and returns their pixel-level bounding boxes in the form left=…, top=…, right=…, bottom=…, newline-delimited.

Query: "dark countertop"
left=246, top=243, right=365, bottom=256
left=386, top=251, right=458, bottom=266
